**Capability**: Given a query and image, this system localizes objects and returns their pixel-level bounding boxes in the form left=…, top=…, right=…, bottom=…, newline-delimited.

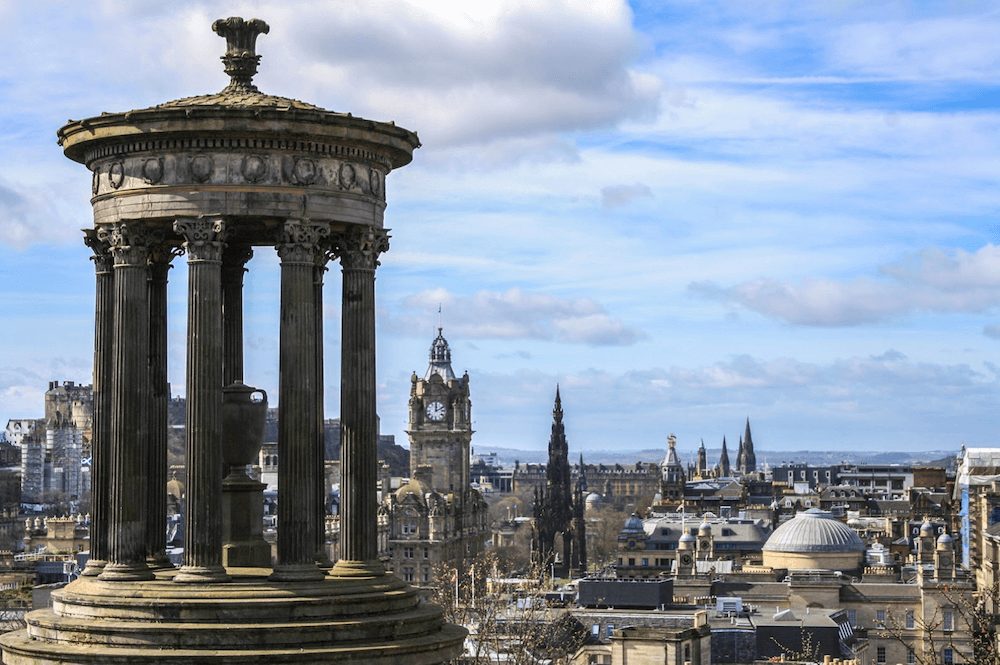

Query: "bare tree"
left=877, top=583, right=993, bottom=665
left=432, top=549, right=586, bottom=665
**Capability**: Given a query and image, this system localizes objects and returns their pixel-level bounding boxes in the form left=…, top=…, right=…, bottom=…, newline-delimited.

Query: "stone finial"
left=211, top=17, right=270, bottom=92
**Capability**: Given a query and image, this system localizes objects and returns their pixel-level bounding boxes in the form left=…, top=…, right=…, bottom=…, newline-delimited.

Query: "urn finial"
left=211, top=16, right=270, bottom=93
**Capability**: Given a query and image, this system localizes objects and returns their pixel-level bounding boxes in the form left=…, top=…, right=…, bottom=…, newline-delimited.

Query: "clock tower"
left=407, top=328, right=472, bottom=496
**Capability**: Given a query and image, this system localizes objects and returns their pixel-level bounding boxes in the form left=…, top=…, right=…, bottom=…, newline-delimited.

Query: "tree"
left=876, top=581, right=992, bottom=665
left=431, top=549, right=586, bottom=664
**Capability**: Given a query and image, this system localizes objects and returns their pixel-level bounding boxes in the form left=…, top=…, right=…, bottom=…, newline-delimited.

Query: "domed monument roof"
left=763, top=508, right=865, bottom=554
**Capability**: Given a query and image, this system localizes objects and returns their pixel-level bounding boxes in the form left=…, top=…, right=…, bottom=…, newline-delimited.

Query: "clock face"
left=680, top=554, right=692, bottom=566
left=426, top=401, right=446, bottom=421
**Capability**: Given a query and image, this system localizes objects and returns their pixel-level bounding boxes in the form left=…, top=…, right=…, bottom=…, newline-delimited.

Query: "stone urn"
left=222, top=381, right=267, bottom=480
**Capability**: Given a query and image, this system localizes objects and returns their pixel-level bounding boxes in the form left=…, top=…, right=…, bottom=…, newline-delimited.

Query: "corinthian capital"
left=101, top=222, right=152, bottom=267
left=331, top=226, right=390, bottom=271
left=83, top=228, right=113, bottom=274
left=276, top=219, right=329, bottom=265
left=174, top=218, right=227, bottom=263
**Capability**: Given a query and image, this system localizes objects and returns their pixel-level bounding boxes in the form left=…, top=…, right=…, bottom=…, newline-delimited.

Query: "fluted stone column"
left=81, top=229, right=113, bottom=577
left=222, top=244, right=253, bottom=386
left=146, top=243, right=176, bottom=569
left=271, top=219, right=328, bottom=582
left=330, top=226, right=389, bottom=578
left=174, top=218, right=229, bottom=583
left=99, top=222, right=155, bottom=582
left=315, top=249, right=332, bottom=567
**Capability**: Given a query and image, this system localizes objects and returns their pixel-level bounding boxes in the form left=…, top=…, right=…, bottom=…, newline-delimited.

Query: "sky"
left=2, top=1, right=1000, bottom=456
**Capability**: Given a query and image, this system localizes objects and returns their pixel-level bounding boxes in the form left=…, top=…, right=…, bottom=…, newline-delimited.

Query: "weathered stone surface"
left=3, top=14, right=461, bottom=665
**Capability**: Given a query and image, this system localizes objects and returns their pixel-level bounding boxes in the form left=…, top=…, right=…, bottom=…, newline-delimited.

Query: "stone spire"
left=696, top=439, right=707, bottom=478
left=424, top=328, right=456, bottom=381
left=742, top=417, right=757, bottom=473
left=717, top=436, right=731, bottom=477
left=736, top=435, right=746, bottom=475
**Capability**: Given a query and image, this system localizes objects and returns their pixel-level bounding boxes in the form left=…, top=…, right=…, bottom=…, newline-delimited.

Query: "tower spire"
left=743, top=417, right=756, bottom=473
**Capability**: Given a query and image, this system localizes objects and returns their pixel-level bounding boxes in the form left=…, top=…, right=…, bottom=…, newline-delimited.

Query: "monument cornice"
left=58, top=108, right=419, bottom=170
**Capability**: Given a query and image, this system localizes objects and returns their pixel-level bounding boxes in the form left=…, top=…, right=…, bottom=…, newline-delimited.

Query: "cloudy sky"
left=2, top=1, right=1000, bottom=456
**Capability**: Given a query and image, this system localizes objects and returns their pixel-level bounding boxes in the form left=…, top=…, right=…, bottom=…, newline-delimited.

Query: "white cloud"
left=390, top=288, right=643, bottom=346
left=601, top=183, right=652, bottom=208
left=691, top=244, right=1000, bottom=326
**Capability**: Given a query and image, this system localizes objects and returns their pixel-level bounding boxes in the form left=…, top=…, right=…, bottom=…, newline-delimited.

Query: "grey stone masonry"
left=174, top=218, right=229, bottom=584
left=271, top=219, right=328, bottom=582
left=331, top=226, right=389, bottom=577
left=100, top=222, right=154, bottom=582
left=81, top=229, right=113, bottom=577
left=146, top=244, right=175, bottom=569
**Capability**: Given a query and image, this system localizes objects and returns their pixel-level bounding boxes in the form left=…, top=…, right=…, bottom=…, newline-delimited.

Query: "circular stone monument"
left=0, top=16, right=464, bottom=664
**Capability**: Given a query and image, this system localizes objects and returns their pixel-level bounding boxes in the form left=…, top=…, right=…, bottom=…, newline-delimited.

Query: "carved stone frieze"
left=190, top=155, right=215, bottom=183
left=330, top=226, right=389, bottom=271
left=141, top=157, right=164, bottom=184
left=241, top=154, right=268, bottom=183
left=108, top=161, right=125, bottom=189
left=277, top=219, right=330, bottom=265
left=89, top=152, right=385, bottom=201
left=174, top=218, right=227, bottom=262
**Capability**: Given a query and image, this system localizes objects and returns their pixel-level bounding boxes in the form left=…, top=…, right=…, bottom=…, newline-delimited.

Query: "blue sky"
left=2, top=1, right=1000, bottom=455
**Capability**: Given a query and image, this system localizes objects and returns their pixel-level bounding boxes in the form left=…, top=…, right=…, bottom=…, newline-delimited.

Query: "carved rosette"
left=276, top=219, right=329, bottom=266
left=83, top=228, right=113, bottom=274
left=174, top=219, right=227, bottom=263
left=331, top=226, right=390, bottom=271
left=102, top=223, right=152, bottom=267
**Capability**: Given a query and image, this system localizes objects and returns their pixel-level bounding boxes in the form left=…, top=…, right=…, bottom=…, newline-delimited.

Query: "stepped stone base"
left=0, top=568, right=465, bottom=664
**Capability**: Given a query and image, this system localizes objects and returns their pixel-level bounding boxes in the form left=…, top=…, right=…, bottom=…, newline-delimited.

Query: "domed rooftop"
left=763, top=508, right=865, bottom=553
left=622, top=513, right=644, bottom=534
left=395, top=478, right=430, bottom=502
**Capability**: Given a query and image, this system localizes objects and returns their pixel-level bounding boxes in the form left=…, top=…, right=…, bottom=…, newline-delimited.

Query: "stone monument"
left=0, top=16, right=464, bottom=664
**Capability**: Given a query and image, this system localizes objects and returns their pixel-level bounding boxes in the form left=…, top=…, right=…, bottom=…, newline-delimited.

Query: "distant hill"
left=472, top=445, right=958, bottom=468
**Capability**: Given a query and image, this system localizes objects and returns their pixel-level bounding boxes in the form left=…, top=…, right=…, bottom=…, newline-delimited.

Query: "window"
left=847, top=609, right=857, bottom=626
left=402, top=567, right=414, bottom=582
left=606, top=624, right=614, bottom=638
left=423, top=548, right=429, bottom=559
left=591, top=624, right=599, bottom=637
left=907, top=649, right=916, bottom=664
left=943, top=608, right=954, bottom=631
left=641, top=558, right=648, bottom=566
left=875, top=609, right=886, bottom=625
left=943, top=647, right=954, bottom=664
left=403, top=547, right=414, bottom=559
left=905, top=609, right=914, bottom=629
left=422, top=569, right=430, bottom=583
left=627, top=558, right=635, bottom=566
left=876, top=646, right=886, bottom=664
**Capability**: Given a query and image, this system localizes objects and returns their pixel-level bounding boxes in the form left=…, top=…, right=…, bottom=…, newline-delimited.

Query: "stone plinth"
left=0, top=572, right=464, bottom=664
left=222, top=477, right=270, bottom=568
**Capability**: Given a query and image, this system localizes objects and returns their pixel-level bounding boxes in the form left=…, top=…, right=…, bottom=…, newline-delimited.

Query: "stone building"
left=382, top=329, right=488, bottom=585
left=515, top=460, right=661, bottom=508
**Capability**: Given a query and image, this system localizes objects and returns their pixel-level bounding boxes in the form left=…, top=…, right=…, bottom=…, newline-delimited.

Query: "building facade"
left=382, top=329, right=488, bottom=585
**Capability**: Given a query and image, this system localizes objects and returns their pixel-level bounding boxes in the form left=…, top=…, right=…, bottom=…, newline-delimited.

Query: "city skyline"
left=3, top=2, right=1000, bottom=452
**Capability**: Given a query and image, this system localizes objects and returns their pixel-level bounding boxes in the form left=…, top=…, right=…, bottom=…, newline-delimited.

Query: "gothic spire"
left=743, top=417, right=757, bottom=473
left=718, top=436, right=731, bottom=477
left=553, top=384, right=563, bottom=423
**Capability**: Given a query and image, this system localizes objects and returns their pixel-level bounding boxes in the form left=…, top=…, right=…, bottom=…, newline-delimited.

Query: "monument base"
left=221, top=476, right=270, bottom=568
left=0, top=568, right=464, bottom=664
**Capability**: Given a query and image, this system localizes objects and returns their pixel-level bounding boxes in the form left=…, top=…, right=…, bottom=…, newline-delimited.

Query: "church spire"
left=743, top=417, right=756, bottom=473
left=718, top=436, right=731, bottom=477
